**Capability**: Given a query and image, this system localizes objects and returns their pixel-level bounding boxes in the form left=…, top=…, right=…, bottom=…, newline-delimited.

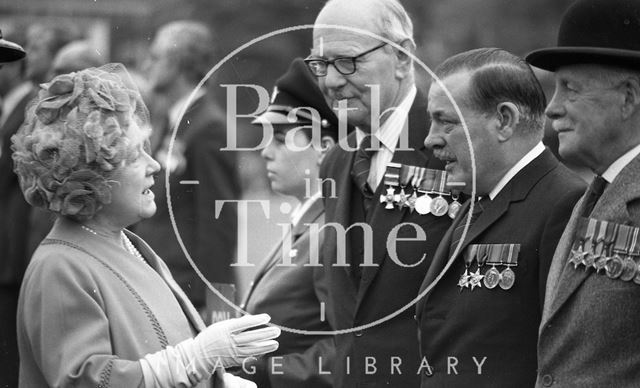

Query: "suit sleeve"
left=189, top=125, right=240, bottom=285
left=264, top=262, right=335, bottom=388
left=20, top=253, right=145, bottom=388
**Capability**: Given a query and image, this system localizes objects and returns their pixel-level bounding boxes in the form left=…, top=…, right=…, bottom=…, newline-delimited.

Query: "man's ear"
left=620, top=76, right=640, bottom=119
left=394, top=39, right=415, bottom=80
left=317, top=135, right=337, bottom=166
left=495, top=102, right=520, bottom=142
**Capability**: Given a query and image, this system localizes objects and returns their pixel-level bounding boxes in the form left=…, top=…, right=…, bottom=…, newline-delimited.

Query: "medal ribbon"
left=613, top=224, right=632, bottom=254
left=464, top=244, right=480, bottom=268
left=399, top=164, right=415, bottom=188
left=602, top=222, right=619, bottom=257
left=582, top=218, right=599, bottom=254
left=383, top=162, right=401, bottom=187
left=628, top=226, right=640, bottom=257
left=411, top=167, right=425, bottom=189
left=418, top=169, right=437, bottom=192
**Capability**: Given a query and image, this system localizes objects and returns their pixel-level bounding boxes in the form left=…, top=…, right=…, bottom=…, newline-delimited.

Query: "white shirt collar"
left=602, top=143, right=640, bottom=183
left=168, top=89, right=206, bottom=128
left=355, top=85, right=417, bottom=149
left=488, top=142, right=545, bottom=200
left=290, top=191, right=322, bottom=227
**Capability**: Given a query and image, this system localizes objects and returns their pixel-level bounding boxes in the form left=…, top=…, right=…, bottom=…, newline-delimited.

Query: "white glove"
left=222, top=372, right=257, bottom=388
left=141, top=314, right=280, bottom=386
left=190, top=313, right=280, bottom=369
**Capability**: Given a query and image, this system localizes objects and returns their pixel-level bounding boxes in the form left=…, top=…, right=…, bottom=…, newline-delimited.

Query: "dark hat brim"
left=526, top=46, right=640, bottom=71
left=0, top=39, right=26, bottom=63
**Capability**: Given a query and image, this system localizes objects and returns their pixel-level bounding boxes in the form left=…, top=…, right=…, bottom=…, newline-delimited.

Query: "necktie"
left=351, top=135, right=377, bottom=198
left=581, top=175, right=607, bottom=217
left=449, top=198, right=486, bottom=257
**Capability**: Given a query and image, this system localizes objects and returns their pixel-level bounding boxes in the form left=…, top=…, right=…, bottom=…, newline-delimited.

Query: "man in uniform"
left=307, top=0, right=453, bottom=386
left=238, top=58, right=340, bottom=388
left=527, top=0, right=640, bottom=385
left=416, top=47, right=585, bottom=387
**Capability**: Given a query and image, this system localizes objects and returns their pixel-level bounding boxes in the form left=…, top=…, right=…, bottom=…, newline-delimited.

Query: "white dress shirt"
left=488, top=142, right=545, bottom=200
left=602, top=143, right=640, bottom=183
left=356, top=85, right=417, bottom=190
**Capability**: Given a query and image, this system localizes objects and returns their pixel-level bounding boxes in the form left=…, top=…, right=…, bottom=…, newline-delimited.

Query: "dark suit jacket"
left=136, top=93, right=241, bottom=310
left=319, top=92, right=453, bottom=388
left=240, top=196, right=334, bottom=388
left=415, top=149, right=584, bottom=387
left=537, top=153, right=640, bottom=388
left=0, top=86, right=36, bottom=286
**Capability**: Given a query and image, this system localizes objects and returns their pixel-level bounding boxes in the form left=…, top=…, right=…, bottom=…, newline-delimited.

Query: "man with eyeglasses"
left=307, top=0, right=453, bottom=387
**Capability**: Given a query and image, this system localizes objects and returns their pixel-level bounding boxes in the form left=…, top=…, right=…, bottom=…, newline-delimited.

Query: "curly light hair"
left=11, top=64, right=150, bottom=221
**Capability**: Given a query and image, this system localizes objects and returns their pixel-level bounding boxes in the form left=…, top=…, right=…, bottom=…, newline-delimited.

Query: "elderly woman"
left=11, top=64, right=279, bottom=387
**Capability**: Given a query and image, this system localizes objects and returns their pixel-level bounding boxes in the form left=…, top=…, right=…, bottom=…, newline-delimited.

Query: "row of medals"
left=378, top=164, right=462, bottom=219
left=458, top=263, right=516, bottom=291
left=458, top=244, right=520, bottom=291
left=569, top=218, right=640, bottom=283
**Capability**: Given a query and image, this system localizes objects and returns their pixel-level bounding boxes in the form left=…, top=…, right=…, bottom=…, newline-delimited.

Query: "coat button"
left=355, top=330, right=364, bottom=337
left=542, top=374, right=553, bottom=387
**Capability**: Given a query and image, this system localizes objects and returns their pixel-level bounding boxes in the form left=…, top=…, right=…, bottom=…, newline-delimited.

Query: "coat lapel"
left=127, top=230, right=206, bottom=331
left=543, top=154, right=640, bottom=328
left=356, top=93, right=432, bottom=304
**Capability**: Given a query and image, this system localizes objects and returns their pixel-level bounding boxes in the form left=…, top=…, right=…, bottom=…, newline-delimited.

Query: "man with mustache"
left=416, top=47, right=584, bottom=387
left=306, top=0, right=453, bottom=386
left=527, top=0, right=640, bottom=386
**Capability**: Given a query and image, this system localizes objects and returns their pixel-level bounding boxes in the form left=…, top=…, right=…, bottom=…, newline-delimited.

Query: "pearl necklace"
left=80, top=225, right=146, bottom=263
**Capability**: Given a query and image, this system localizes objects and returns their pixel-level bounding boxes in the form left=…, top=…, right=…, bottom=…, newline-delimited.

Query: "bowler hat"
left=526, top=0, right=640, bottom=71
left=0, top=29, right=26, bottom=63
left=253, top=58, right=347, bottom=138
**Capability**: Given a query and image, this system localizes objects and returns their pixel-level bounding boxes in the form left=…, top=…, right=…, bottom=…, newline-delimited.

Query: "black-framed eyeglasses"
left=304, top=42, right=387, bottom=77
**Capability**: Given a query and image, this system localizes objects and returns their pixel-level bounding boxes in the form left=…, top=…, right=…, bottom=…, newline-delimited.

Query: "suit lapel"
left=415, top=204, right=466, bottom=318
left=543, top=155, right=640, bottom=327
left=329, top=133, right=359, bottom=278
left=356, top=94, right=432, bottom=304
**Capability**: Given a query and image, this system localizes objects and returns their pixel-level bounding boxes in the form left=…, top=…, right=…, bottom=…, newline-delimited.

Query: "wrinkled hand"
left=194, top=313, right=280, bottom=369
left=222, top=372, right=257, bottom=388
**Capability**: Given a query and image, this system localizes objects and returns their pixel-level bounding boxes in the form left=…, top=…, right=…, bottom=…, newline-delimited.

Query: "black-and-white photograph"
left=0, top=0, right=638, bottom=386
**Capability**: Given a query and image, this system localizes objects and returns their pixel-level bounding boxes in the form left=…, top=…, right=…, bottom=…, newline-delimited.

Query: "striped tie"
left=351, top=135, right=377, bottom=197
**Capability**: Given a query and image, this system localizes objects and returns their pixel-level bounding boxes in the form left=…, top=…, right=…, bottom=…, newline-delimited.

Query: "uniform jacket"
left=136, top=93, right=241, bottom=310
left=416, top=149, right=584, bottom=387
left=537, top=154, right=640, bottom=388
left=319, top=92, right=452, bottom=388
left=17, top=217, right=211, bottom=388
left=240, top=196, right=334, bottom=388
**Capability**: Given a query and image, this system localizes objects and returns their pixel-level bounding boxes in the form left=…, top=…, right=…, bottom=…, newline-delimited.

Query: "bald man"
left=307, top=0, right=453, bottom=386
